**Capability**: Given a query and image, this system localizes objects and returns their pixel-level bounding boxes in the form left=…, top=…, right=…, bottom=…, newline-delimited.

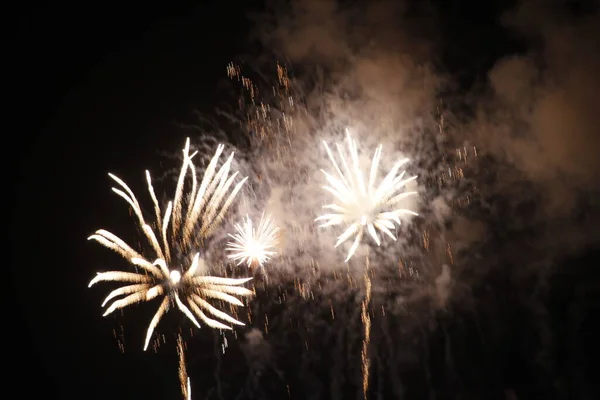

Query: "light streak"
left=361, top=253, right=372, bottom=400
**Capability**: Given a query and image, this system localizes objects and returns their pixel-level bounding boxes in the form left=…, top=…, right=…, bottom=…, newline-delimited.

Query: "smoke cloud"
left=240, top=0, right=600, bottom=277
left=225, top=0, right=448, bottom=283
left=184, top=1, right=600, bottom=396
left=476, top=0, right=600, bottom=215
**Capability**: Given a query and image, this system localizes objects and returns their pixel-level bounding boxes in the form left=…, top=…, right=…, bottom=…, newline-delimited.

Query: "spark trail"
left=178, top=335, right=192, bottom=400
left=361, top=253, right=372, bottom=400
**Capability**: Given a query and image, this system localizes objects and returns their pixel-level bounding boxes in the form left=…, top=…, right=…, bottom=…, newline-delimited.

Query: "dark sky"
left=11, top=2, right=263, bottom=398
left=10, top=1, right=599, bottom=399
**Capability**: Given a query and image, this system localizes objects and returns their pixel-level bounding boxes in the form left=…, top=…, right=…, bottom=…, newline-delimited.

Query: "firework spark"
left=361, top=254, right=372, bottom=400
left=88, top=138, right=253, bottom=350
left=316, top=130, right=419, bottom=261
left=226, top=213, right=280, bottom=269
left=227, top=61, right=298, bottom=155
left=178, top=335, right=192, bottom=400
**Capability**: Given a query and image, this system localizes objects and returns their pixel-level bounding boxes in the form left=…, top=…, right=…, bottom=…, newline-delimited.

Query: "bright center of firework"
left=170, top=270, right=181, bottom=284
left=226, top=213, right=280, bottom=269
left=246, top=240, right=265, bottom=262
left=351, top=194, right=376, bottom=225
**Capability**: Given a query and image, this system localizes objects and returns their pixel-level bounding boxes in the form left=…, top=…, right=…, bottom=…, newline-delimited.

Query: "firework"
left=226, top=213, right=280, bottom=269
left=88, top=138, right=252, bottom=351
left=316, top=130, right=419, bottom=262
left=361, top=254, right=372, bottom=399
left=177, top=335, right=192, bottom=400
left=227, top=61, right=298, bottom=153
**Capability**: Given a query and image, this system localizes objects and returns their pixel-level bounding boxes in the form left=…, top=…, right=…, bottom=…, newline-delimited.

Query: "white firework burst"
left=316, top=131, right=419, bottom=262
left=226, top=213, right=280, bottom=269
left=88, top=138, right=252, bottom=350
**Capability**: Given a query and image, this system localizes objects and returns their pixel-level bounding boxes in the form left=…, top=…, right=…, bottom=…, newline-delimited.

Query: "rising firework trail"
left=88, top=138, right=253, bottom=351
left=316, top=130, right=419, bottom=261
left=361, top=253, right=372, bottom=400
left=178, top=335, right=192, bottom=400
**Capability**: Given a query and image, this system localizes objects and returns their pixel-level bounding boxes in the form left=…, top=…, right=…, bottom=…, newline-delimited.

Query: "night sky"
left=12, top=2, right=261, bottom=397
left=10, top=1, right=599, bottom=399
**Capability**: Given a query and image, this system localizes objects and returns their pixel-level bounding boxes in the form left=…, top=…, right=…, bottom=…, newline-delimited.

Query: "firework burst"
left=226, top=213, right=280, bottom=269
left=88, top=138, right=253, bottom=350
left=316, top=130, right=419, bottom=262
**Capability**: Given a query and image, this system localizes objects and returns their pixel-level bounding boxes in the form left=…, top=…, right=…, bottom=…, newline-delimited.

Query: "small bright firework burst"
left=226, top=213, right=280, bottom=269
left=88, top=138, right=253, bottom=351
left=316, top=130, right=419, bottom=262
